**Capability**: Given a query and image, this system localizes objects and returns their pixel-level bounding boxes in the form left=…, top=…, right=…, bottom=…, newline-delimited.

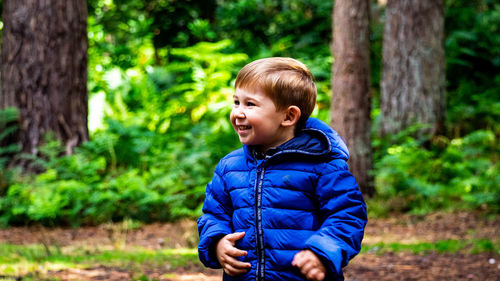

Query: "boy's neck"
left=257, top=126, right=296, bottom=153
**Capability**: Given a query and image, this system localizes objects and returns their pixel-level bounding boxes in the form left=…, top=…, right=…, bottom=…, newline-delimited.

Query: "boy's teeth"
left=239, top=126, right=251, bottom=129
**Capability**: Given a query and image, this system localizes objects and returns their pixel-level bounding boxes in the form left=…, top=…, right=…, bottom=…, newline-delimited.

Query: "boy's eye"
left=247, top=102, right=255, bottom=106
left=234, top=100, right=240, bottom=106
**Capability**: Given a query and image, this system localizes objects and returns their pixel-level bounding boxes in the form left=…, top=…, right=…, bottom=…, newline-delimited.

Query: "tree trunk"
left=331, top=0, right=374, bottom=196
left=1, top=0, right=89, bottom=156
left=380, top=0, right=445, bottom=137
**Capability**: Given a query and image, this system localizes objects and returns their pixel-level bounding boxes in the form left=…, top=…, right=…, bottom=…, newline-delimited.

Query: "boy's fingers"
left=292, top=251, right=306, bottom=267
left=300, top=260, right=314, bottom=276
left=223, top=261, right=250, bottom=276
left=226, top=232, right=245, bottom=242
left=224, top=255, right=252, bottom=269
left=307, top=268, right=325, bottom=281
left=227, top=246, right=248, bottom=257
left=292, top=249, right=326, bottom=280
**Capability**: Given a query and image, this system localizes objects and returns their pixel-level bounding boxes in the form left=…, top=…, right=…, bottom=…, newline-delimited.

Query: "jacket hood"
left=243, top=117, right=350, bottom=161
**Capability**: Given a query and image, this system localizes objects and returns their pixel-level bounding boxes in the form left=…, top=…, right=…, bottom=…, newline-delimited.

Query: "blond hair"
left=235, top=57, right=317, bottom=127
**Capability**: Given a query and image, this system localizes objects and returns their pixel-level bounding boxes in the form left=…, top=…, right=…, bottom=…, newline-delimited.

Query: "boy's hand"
left=292, top=249, right=326, bottom=281
left=216, top=232, right=252, bottom=276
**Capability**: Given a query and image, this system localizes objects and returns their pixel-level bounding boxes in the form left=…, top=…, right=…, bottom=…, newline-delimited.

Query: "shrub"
left=373, top=129, right=500, bottom=215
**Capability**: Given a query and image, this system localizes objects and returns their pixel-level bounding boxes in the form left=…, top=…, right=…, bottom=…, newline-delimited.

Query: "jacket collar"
left=243, top=118, right=349, bottom=162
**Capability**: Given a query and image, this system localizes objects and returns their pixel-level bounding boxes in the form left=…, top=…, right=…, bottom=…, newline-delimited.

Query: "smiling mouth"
left=237, top=125, right=252, bottom=130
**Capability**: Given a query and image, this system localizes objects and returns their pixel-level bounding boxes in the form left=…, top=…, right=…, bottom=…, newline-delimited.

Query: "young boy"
left=197, top=57, right=367, bottom=281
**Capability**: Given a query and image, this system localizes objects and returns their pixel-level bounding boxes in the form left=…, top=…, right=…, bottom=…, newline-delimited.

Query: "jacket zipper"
left=255, top=167, right=266, bottom=281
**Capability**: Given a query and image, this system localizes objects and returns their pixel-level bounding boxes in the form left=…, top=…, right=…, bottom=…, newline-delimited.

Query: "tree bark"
left=1, top=0, right=89, bottom=156
left=331, top=0, right=374, bottom=196
left=380, top=0, right=446, bottom=137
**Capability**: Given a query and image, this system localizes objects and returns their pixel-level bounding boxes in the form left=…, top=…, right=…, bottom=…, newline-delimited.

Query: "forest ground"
left=0, top=211, right=498, bottom=281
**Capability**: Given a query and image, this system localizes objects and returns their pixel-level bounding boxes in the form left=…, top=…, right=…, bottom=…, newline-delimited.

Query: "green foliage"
left=445, top=1, right=500, bottom=135
left=216, top=0, right=332, bottom=58
left=373, top=130, right=500, bottom=215
left=0, top=108, right=19, bottom=165
left=0, top=130, right=193, bottom=226
left=0, top=108, right=20, bottom=197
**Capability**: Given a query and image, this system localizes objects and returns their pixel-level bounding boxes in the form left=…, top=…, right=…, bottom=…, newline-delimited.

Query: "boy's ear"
left=281, top=105, right=301, bottom=127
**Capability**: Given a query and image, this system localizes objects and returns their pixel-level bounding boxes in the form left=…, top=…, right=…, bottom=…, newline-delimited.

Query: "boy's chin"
left=239, top=138, right=256, bottom=147
left=239, top=140, right=251, bottom=146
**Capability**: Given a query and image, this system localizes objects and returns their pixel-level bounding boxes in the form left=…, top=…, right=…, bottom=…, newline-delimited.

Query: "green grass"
left=362, top=238, right=500, bottom=254
left=0, top=243, right=200, bottom=278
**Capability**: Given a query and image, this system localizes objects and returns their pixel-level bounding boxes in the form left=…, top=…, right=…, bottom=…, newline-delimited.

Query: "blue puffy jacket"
left=198, top=118, right=367, bottom=280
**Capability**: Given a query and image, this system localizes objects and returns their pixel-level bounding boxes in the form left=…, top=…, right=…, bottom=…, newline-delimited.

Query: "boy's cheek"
left=229, top=112, right=238, bottom=125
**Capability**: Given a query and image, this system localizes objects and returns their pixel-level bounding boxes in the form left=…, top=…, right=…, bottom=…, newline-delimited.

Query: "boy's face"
left=231, top=88, right=293, bottom=152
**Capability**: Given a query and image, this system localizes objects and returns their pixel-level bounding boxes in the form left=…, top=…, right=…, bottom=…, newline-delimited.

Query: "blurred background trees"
left=1, top=0, right=89, bottom=157
left=0, top=0, right=498, bottom=226
left=380, top=0, right=446, bottom=137
left=331, top=0, right=374, bottom=196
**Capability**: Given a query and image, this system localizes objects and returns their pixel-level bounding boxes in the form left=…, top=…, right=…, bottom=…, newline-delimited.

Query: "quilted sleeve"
left=304, top=159, right=367, bottom=279
left=197, top=161, right=234, bottom=268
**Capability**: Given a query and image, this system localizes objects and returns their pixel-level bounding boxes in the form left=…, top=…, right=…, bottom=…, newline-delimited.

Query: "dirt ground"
left=0, top=211, right=498, bottom=280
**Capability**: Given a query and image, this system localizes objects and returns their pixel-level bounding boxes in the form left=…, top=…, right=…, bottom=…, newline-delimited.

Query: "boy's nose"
left=233, top=108, right=246, bottom=118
